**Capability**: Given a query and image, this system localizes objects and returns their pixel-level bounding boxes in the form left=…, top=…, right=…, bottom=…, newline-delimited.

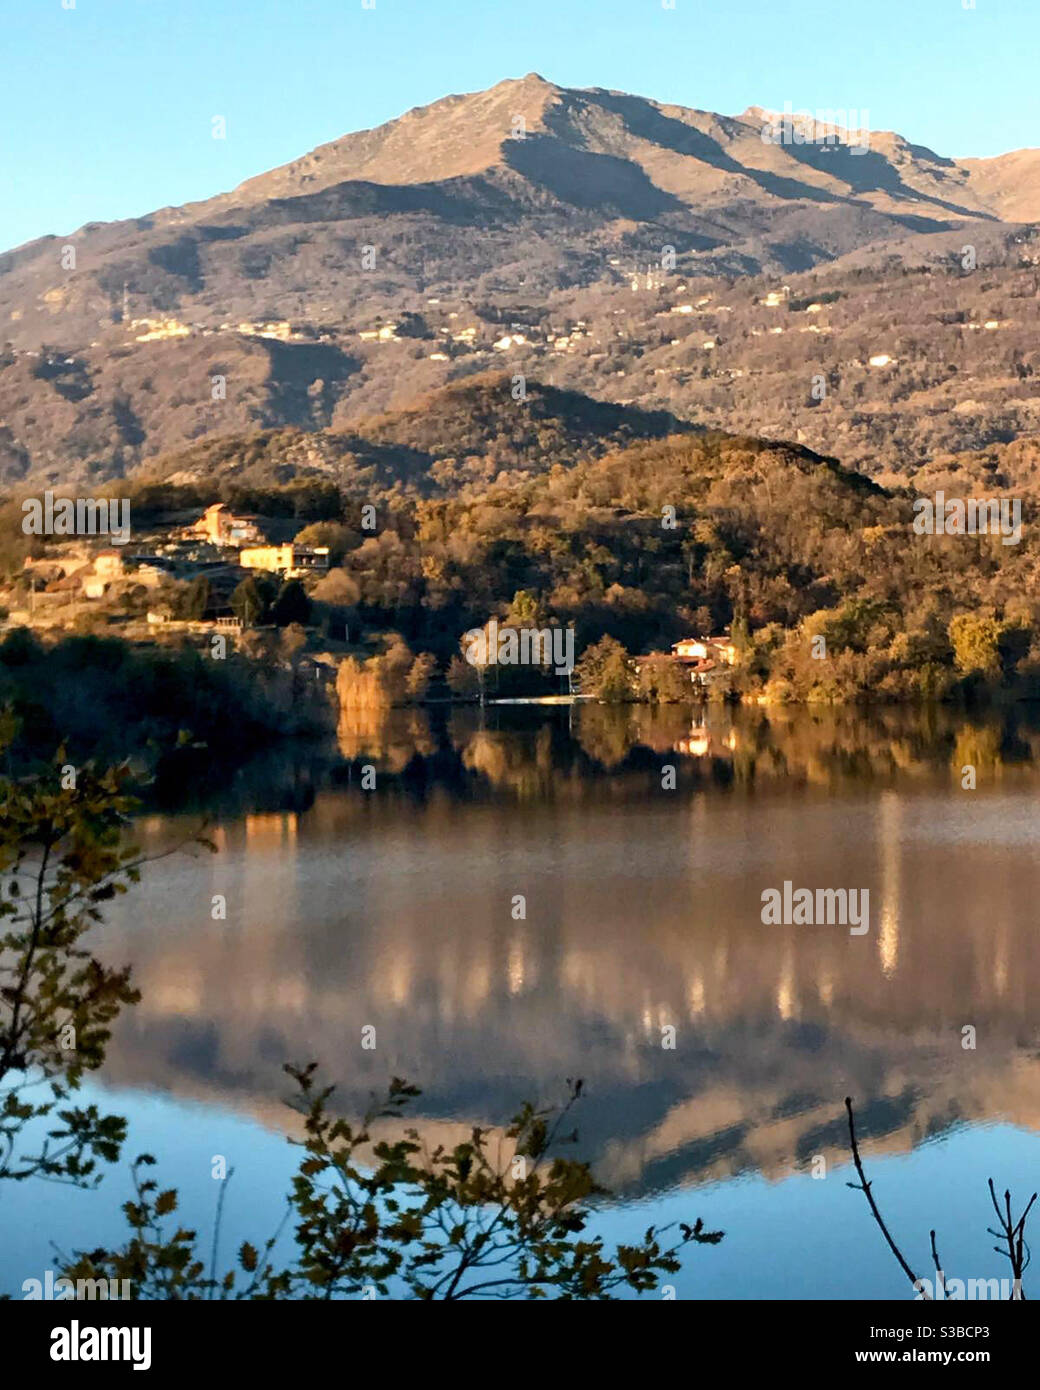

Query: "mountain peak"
left=3, top=75, right=1040, bottom=488
left=502, top=71, right=556, bottom=87
left=226, top=73, right=565, bottom=203
left=215, top=76, right=1016, bottom=225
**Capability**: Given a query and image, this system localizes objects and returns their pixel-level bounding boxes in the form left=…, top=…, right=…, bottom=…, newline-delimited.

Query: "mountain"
left=4, top=74, right=1035, bottom=348
left=957, top=148, right=1040, bottom=223
left=140, top=372, right=696, bottom=495
left=2, top=74, right=1039, bottom=486
left=202, top=75, right=1007, bottom=223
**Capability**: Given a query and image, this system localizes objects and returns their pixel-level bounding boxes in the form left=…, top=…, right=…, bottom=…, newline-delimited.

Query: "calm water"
left=6, top=702, right=1040, bottom=1299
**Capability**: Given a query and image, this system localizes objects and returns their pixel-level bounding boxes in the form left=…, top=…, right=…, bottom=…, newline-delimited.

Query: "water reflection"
left=319, top=701, right=1040, bottom=798
left=95, top=704, right=1040, bottom=1207
left=337, top=704, right=436, bottom=771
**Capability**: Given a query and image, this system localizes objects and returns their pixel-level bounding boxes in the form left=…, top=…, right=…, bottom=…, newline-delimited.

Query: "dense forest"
left=2, top=369, right=1037, bottom=707
left=381, top=429, right=1037, bottom=702
left=193, top=427, right=1038, bottom=702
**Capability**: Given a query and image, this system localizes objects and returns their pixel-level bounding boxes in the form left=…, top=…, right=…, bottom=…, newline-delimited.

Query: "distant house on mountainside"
left=237, top=320, right=292, bottom=341
left=132, top=317, right=192, bottom=342
left=239, top=543, right=330, bottom=578
left=188, top=504, right=264, bottom=548
left=82, top=549, right=125, bottom=599
left=672, top=635, right=738, bottom=666
left=94, top=550, right=125, bottom=582
left=359, top=322, right=400, bottom=342
left=667, top=635, right=739, bottom=689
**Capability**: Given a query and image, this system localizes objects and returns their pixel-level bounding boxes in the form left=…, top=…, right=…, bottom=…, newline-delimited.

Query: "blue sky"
left=1, top=0, right=1038, bottom=253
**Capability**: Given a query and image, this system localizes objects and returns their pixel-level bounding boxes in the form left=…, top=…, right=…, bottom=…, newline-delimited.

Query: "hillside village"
left=4, top=500, right=332, bottom=645
left=7, top=234, right=1040, bottom=497
left=4, top=74, right=1040, bottom=719
left=4, top=387, right=1038, bottom=718
left=1, top=483, right=750, bottom=713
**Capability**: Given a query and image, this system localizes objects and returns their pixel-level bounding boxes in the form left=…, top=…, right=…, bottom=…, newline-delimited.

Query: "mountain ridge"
left=3, top=74, right=1040, bottom=488
left=8, top=72, right=1039, bottom=257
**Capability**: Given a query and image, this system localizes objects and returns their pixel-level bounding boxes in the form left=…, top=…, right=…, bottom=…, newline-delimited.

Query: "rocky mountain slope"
left=2, top=74, right=1039, bottom=487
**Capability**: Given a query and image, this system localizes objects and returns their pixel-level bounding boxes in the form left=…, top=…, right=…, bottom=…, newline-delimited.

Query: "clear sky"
left=2, top=0, right=1038, bottom=253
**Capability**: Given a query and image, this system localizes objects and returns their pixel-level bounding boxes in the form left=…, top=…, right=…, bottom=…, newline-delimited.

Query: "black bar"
left=6, top=1299, right=1030, bottom=1375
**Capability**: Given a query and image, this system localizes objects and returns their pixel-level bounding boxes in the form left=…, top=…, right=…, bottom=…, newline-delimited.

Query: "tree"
left=0, top=747, right=214, bottom=1190
left=293, top=522, right=356, bottom=566
left=637, top=655, right=690, bottom=703
left=574, top=635, right=634, bottom=701
left=176, top=575, right=210, bottom=621
left=504, top=589, right=545, bottom=629
left=279, top=624, right=307, bottom=661
left=230, top=575, right=276, bottom=628
left=271, top=579, right=311, bottom=628
left=405, top=651, right=437, bottom=701
left=446, top=654, right=480, bottom=697
left=948, top=613, right=1002, bottom=678
left=846, top=1096, right=1034, bottom=1301
left=311, top=567, right=359, bottom=607
left=0, top=754, right=142, bottom=1185
left=336, top=638, right=433, bottom=709
left=730, top=615, right=751, bottom=659
left=454, top=622, right=495, bottom=702
left=63, top=1068, right=723, bottom=1300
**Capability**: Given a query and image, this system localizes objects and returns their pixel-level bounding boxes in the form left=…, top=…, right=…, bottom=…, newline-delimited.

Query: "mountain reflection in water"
left=90, top=702, right=1040, bottom=1212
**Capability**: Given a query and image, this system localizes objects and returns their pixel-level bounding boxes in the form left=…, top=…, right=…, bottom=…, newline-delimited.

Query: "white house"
left=672, top=636, right=738, bottom=665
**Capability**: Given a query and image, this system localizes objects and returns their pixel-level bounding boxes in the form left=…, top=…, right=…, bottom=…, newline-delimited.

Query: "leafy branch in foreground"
left=846, top=1096, right=1036, bottom=1301
left=63, top=1067, right=723, bottom=1300
left=0, top=744, right=211, bottom=1186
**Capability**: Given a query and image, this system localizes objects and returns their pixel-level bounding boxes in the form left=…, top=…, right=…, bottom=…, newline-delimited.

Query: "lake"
left=5, top=701, right=1040, bottom=1299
